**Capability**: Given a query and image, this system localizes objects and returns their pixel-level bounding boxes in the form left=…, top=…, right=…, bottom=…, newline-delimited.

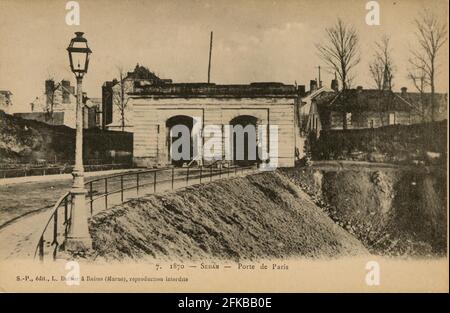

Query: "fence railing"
left=34, top=163, right=257, bottom=261
left=34, top=192, right=71, bottom=261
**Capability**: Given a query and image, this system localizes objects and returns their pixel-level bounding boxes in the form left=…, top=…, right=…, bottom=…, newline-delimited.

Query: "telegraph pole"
left=207, top=31, right=213, bottom=83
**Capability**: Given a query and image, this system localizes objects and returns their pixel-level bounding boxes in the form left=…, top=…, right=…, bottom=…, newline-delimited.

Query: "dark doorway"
left=166, top=115, right=194, bottom=166
left=230, top=115, right=259, bottom=166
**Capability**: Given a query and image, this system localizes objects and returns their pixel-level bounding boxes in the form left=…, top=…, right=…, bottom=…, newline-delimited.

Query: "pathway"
left=0, top=166, right=255, bottom=260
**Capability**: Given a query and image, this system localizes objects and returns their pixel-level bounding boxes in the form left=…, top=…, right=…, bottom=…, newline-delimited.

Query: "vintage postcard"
left=0, top=0, right=448, bottom=295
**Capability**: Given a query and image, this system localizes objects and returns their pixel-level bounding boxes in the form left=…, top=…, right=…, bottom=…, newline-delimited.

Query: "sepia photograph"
left=0, top=0, right=448, bottom=295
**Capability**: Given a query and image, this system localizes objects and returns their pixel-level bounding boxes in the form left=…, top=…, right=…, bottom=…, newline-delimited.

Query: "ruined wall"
left=1, top=111, right=132, bottom=164
left=14, top=112, right=65, bottom=126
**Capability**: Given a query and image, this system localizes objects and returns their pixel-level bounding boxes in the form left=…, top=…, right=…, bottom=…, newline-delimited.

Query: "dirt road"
left=0, top=169, right=143, bottom=228
left=0, top=169, right=142, bottom=260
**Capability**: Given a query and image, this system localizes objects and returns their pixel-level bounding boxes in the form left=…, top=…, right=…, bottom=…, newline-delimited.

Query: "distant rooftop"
left=320, top=88, right=413, bottom=112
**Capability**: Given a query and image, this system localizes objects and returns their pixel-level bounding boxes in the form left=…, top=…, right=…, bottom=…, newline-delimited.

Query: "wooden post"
left=38, top=237, right=44, bottom=262
left=53, top=210, right=58, bottom=245
left=171, top=167, right=175, bottom=190
left=120, top=175, right=124, bottom=202
left=136, top=173, right=140, bottom=195
left=186, top=167, right=190, bottom=186
left=104, top=178, right=108, bottom=210
left=89, top=181, right=93, bottom=215
left=64, top=197, right=69, bottom=237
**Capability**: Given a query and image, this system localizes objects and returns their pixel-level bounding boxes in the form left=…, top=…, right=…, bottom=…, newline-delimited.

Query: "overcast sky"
left=0, top=0, right=448, bottom=112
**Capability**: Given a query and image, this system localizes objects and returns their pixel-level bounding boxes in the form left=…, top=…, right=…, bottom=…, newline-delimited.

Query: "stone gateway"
left=129, top=82, right=299, bottom=168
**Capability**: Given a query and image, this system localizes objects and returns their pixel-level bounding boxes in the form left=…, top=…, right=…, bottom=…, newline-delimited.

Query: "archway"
left=166, top=115, right=194, bottom=166
left=229, top=115, right=259, bottom=166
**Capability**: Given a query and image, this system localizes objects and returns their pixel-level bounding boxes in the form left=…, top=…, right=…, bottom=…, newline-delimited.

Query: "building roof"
left=313, top=90, right=339, bottom=106
left=128, top=82, right=299, bottom=98
left=301, top=86, right=334, bottom=103
left=103, top=64, right=172, bottom=90
left=85, top=97, right=101, bottom=108
left=320, top=88, right=415, bottom=113
left=126, top=64, right=164, bottom=82
left=0, top=90, right=13, bottom=96
left=395, top=91, right=448, bottom=119
left=397, top=91, right=447, bottom=106
left=59, top=83, right=75, bottom=96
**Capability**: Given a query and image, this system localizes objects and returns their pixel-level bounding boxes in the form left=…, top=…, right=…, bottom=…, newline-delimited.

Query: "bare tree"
left=113, top=67, right=129, bottom=132
left=410, top=10, right=447, bottom=121
left=369, top=35, right=396, bottom=127
left=407, top=67, right=430, bottom=121
left=369, top=58, right=384, bottom=90
left=316, top=18, right=361, bottom=90
left=368, top=57, right=386, bottom=126
left=369, top=35, right=395, bottom=91
left=44, top=77, right=61, bottom=121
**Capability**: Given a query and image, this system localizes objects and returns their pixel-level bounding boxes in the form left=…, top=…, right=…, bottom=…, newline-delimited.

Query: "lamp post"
left=65, top=32, right=92, bottom=253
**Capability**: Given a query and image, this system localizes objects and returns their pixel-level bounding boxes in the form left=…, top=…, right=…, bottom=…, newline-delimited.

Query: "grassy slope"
left=89, top=172, right=367, bottom=261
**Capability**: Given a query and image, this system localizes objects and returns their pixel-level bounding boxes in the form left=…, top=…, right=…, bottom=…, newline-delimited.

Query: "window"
left=389, top=113, right=395, bottom=125
left=346, top=112, right=352, bottom=126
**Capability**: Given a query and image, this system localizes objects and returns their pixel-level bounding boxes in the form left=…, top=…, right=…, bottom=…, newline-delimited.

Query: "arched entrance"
left=166, top=115, right=194, bottom=166
left=230, top=115, right=259, bottom=166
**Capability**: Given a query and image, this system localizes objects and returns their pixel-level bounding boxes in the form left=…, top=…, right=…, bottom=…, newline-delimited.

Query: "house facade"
left=307, top=87, right=418, bottom=137
left=14, top=79, right=101, bottom=129
left=296, top=79, right=335, bottom=158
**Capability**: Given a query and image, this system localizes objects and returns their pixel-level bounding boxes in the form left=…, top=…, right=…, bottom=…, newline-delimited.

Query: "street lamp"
left=65, top=32, right=92, bottom=253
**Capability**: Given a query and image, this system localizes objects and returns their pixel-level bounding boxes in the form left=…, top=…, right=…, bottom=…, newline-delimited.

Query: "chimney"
left=401, top=87, right=407, bottom=96
left=331, top=79, right=339, bottom=92
left=45, top=79, right=55, bottom=107
left=298, top=85, right=306, bottom=97
left=82, top=92, right=88, bottom=104
left=61, top=80, right=71, bottom=104
left=310, top=80, right=318, bottom=93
